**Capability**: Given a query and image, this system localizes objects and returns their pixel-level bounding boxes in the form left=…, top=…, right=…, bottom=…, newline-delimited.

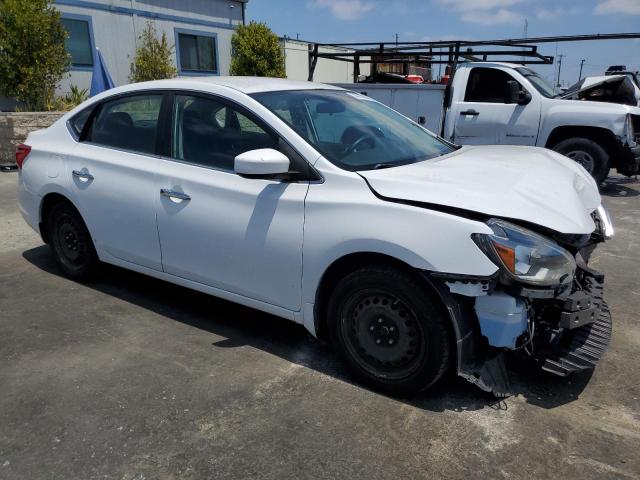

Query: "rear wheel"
left=47, top=202, right=100, bottom=281
left=327, top=266, right=452, bottom=395
left=552, top=137, right=610, bottom=185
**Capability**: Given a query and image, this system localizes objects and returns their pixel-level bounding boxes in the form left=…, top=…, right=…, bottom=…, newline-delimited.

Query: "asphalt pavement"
left=0, top=171, right=639, bottom=479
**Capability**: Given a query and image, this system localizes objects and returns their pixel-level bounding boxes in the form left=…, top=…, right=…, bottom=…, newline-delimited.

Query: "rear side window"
left=172, top=94, right=278, bottom=171
left=69, top=106, right=93, bottom=139
left=465, top=68, right=521, bottom=103
left=88, top=94, right=163, bottom=155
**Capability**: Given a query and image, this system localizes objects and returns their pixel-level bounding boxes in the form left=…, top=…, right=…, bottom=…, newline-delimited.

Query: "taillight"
left=15, top=144, right=31, bottom=169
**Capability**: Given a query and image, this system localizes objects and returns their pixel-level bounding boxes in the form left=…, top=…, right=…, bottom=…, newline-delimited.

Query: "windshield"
left=251, top=90, right=455, bottom=171
left=516, top=67, right=556, bottom=98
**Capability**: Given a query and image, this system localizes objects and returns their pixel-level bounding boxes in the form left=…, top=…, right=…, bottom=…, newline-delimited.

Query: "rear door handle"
left=72, top=169, right=94, bottom=181
left=160, top=188, right=191, bottom=201
left=460, top=109, right=480, bottom=116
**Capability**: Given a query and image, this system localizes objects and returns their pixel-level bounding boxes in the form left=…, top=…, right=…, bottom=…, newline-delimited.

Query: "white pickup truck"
left=336, top=61, right=640, bottom=184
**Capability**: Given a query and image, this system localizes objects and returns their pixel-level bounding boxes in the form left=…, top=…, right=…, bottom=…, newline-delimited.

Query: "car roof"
left=98, top=76, right=342, bottom=97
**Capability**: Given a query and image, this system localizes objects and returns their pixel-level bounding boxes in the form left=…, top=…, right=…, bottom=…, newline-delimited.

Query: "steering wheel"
left=344, top=134, right=376, bottom=156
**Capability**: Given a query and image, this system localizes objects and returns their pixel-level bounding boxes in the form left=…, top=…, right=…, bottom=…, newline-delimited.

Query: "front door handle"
left=160, top=188, right=191, bottom=201
left=72, top=169, right=94, bottom=181
left=460, top=109, right=480, bottom=116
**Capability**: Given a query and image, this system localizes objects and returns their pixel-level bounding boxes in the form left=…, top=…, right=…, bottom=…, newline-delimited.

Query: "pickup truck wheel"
left=327, top=266, right=452, bottom=395
left=47, top=202, right=100, bottom=282
left=552, top=137, right=610, bottom=185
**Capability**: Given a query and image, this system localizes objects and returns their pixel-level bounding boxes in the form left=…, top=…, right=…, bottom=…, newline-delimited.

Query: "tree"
left=129, top=22, right=177, bottom=83
left=230, top=22, right=286, bottom=78
left=0, top=0, right=70, bottom=111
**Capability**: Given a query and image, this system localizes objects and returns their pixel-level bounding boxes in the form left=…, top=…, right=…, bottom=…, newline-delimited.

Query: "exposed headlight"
left=473, top=219, right=576, bottom=287
left=624, top=114, right=635, bottom=144
left=596, top=204, right=614, bottom=239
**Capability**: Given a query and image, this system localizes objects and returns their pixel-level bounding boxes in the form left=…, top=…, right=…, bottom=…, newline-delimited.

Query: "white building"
left=54, top=0, right=247, bottom=94
left=280, top=38, right=370, bottom=83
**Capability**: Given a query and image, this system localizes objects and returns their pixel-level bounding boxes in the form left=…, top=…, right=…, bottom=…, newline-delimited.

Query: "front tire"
left=552, top=137, right=610, bottom=185
left=47, top=202, right=100, bottom=282
left=327, top=266, right=452, bottom=395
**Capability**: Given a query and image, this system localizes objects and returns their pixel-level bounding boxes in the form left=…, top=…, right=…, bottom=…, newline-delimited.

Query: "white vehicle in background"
left=337, top=61, right=640, bottom=185
left=17, top=77, right=613, bottom=396
left=562, top=75, right=640, bottom=107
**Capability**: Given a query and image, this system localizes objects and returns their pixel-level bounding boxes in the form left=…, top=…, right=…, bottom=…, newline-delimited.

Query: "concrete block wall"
left=0, top=113, right=63, bottom=164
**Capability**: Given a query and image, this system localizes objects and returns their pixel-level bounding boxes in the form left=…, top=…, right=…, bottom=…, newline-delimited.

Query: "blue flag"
left=90, top=48, right=115, bottom=96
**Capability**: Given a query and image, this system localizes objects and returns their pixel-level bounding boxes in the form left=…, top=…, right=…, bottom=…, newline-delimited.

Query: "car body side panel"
left=300, top=163, right=498, bottom=333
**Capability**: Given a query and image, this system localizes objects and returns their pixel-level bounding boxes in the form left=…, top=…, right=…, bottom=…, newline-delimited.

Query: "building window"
left=61, top=17, right=94, bottom=68
left=176, top=31, right=218, bottom=74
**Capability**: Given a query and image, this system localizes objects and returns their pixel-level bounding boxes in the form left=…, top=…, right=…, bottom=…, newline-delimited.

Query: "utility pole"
left=394, top=33, right=399, bottom=52
left=522, top=19, right=528, bottom=64
left=578, top=59, right=585, bottom=81
left=556, top=54, right=565, bottom=89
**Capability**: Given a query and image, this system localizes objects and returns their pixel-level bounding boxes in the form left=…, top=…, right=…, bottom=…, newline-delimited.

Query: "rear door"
left=154, top=93, right=308, bottom=310
left=450, top=67, right=540, bottom=145
left=67, top=92, right=166, bottom=270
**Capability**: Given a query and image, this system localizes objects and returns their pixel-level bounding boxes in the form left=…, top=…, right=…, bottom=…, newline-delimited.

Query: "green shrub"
left=44, top=85, right=89, bottom=111
left=0, top=0, right=70, bottom=111
left=129, top=22, right=177, bottom=83
left=230, top=22, right=286, bottom=78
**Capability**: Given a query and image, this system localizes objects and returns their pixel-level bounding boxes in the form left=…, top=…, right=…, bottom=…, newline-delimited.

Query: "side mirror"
left=234, top=148, right=290, bottom=179
left=518, top=90, right=532, bottom=105
left=506, top=79, right=531, bottom=106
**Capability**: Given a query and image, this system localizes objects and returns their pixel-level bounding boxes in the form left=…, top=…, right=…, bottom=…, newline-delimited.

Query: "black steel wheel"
left=47, top=202, right=99, bottom=281
left=327, top=265, right=452, bottom=395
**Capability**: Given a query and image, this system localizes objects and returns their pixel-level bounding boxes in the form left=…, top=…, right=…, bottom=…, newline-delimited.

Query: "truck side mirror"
left=506, top=80, right=531, bottom=106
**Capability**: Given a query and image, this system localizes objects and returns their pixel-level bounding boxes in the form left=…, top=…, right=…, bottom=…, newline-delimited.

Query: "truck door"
left=449, top=67, right=541, bottom=146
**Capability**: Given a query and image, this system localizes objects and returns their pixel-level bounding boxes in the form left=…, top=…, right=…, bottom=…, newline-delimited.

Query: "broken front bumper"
left=428, top=268, right=612, bottom=397
left=538, top=275, right=612, bottom=376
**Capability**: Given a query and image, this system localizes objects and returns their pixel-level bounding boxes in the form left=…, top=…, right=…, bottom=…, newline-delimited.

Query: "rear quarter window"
left=68, top=106, right=93, bottom=140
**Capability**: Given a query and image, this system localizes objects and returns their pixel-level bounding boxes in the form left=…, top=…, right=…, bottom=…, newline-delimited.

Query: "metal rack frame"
left=307, top=33, right=640, bottom=82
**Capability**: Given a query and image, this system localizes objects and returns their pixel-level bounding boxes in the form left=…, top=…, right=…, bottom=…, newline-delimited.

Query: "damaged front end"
left=427, top=208, right=614, bottom=397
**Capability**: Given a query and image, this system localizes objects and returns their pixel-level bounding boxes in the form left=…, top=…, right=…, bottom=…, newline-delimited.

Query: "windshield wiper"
left=372, top=163, right=397, bottom=170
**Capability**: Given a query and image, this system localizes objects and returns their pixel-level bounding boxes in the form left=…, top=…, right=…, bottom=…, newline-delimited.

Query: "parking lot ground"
left=0, top=171, right=639, bottom=480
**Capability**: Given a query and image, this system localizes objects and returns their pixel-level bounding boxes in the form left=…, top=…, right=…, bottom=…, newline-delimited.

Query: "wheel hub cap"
left=566, top=150, right=595, bottom=173
left=58, top=223, right=81, bottom=261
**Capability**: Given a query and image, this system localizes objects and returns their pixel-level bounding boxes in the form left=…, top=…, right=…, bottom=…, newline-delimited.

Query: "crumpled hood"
left=359, top=145, right=601, bottom=234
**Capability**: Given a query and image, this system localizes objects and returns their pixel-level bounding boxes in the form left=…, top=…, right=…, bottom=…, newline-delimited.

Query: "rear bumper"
left=17, top=175, right=42, bottom=236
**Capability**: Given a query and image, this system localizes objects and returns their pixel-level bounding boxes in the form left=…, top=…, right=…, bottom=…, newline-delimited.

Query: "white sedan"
left=17, top=77, right=613, bottom=396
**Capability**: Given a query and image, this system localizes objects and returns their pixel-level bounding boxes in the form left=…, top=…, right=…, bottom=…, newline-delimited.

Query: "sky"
left=246, top=0, right=640, bottom=87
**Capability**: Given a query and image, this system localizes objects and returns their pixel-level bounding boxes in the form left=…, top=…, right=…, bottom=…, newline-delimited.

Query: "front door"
left=67, top=93, right=165, bottom=270
left=155, top=93, right=307, bottom=311
left=451, top=67, right=540, bottom=146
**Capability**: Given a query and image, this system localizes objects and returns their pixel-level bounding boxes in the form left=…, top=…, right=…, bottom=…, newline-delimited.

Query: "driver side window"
left=172, top=94, right=278, bottom=171
left=465, top=68, right=522, bottom=104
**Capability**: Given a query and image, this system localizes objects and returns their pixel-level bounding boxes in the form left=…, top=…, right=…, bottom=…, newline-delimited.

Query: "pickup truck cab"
left=340, top=62, right=640, bottom=185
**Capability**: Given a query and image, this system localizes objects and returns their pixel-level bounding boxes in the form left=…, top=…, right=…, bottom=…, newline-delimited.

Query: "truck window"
left=465, top=68, right=520, bottom=104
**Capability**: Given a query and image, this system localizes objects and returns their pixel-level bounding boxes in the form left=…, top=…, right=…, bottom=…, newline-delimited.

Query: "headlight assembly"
left=473, top=219, right=576, bottom=287
left=596, top=204, right=614, bottom=239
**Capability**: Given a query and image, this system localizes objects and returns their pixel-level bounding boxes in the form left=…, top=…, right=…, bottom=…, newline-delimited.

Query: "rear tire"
left=552, top=137, right=610, bottom=185
left=47, top=202, right=100, bottom=282
left=327, top=266, right=452, bottom=395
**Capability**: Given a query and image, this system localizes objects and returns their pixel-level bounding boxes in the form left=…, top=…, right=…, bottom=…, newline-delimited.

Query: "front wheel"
left=47, top=202, right=100, bottom=282
left=327, top=266, right=452, bottom=395
left=552, top=137, right=610, bottom=185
